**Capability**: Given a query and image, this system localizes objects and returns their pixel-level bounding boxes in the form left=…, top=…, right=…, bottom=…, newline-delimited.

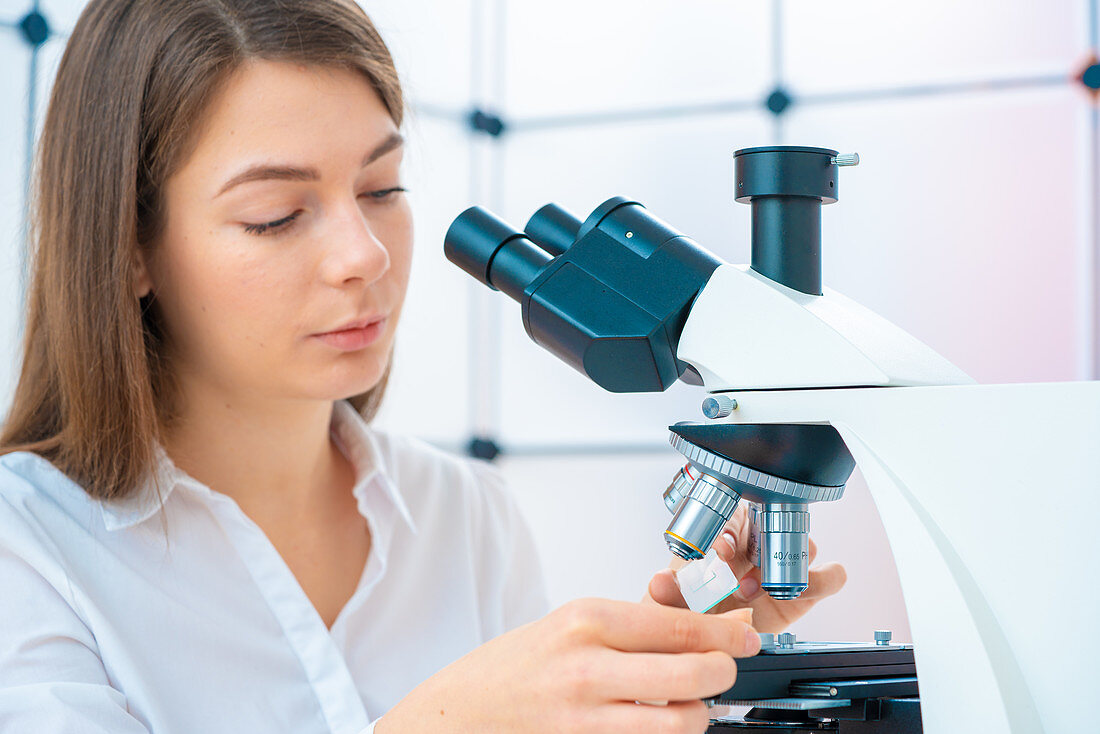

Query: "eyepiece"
left=444, top=206, right=553, bottom=301
left=524, top=203, right=581, bottom=256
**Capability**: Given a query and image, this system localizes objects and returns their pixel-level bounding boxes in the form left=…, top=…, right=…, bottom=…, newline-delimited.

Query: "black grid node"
left=468, top=108, right=506, bottom=137
left=765, top=87, right=792, bottom=115
left=1083, top=64, right=1100, bottom=90
left=466, top=436, right=502, bottom=461
left=18, top=11, right=49, bottom=48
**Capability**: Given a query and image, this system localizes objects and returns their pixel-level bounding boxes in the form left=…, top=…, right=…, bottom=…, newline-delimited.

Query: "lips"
left=312, top=315, right=387, bottom=351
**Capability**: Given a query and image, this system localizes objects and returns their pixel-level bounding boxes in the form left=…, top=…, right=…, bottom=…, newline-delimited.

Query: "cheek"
left=158, top=232, right=309, bottom=349
left=382, top=207, right=415, bottom=294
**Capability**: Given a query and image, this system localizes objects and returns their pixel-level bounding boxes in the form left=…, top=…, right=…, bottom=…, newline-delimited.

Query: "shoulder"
left=0, top=451, right=96, bottom=528
left=0, top=451, right=105, bottom=597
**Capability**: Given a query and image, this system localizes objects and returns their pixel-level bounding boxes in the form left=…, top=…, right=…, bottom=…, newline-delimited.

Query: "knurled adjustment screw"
left=778, top=632, right=796, bottom=649
left=701, top=395, right=738, bottom=419
left=874, top=630, right=892, bottom=646
left=831, top=152, right=860, bottom=166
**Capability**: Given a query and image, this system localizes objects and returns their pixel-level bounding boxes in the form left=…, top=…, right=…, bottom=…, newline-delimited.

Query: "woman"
left=0, top=1, right=844, bottom=732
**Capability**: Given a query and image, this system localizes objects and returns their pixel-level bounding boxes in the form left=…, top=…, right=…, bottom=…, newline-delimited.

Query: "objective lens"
left=661, top=464, right=696, bottom=514
left=664, top=473, right=741, bottom=561
left=757, top=503, right=810, bottom=599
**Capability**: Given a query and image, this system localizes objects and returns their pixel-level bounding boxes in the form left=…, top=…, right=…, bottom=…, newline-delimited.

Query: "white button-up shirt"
left=0, top=400, right=548, bottom=733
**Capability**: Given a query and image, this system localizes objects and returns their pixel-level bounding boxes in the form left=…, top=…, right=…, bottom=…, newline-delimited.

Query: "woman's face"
left=143, top=60, right=412, bottom=407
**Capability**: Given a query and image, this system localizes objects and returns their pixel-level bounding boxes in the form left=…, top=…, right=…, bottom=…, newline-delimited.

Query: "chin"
left=316, top=352, right=391, bottom=401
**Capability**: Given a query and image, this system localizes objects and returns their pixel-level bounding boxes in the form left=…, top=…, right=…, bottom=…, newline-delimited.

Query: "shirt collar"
left=100, top=400, right=415, bottom=533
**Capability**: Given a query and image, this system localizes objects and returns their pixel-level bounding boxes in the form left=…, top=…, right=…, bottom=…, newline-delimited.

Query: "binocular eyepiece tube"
left=443, top=204, right=583, bottom=302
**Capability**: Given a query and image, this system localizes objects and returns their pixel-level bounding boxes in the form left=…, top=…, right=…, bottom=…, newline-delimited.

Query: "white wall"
left=2, top=0, right=1096, bottom=646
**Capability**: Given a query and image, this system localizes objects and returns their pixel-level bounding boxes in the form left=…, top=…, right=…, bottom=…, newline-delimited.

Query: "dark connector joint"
left=19, top=11, right=50, bottom=48
left=468, top=109, right=507, bottom=137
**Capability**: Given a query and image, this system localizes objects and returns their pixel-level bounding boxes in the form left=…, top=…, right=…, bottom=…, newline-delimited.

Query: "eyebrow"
left=214, top=131, right=405, bottom=198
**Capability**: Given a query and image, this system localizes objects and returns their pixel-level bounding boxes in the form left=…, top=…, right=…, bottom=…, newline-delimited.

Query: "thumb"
left=644, top=568, right=687, bottom=608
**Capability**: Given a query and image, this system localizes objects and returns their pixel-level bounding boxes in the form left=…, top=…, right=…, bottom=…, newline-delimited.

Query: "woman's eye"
left=363, top=186, right=408, bottom=202
left=243, top=211, right=301, bottom=236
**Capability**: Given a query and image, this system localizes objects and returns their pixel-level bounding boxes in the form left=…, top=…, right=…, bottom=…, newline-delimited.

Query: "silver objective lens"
left=664, top=472, right=741, bottom=561
left=661, top=464, right=696, bottom=513
left=757, top=503, right=810, bottom=599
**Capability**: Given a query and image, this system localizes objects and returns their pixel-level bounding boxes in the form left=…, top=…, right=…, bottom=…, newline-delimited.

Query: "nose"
left=319, top=203, right=391, bottom=286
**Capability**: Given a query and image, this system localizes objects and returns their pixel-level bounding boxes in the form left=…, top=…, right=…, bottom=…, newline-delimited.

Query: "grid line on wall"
left=1091, top=0, right=1098, bottom=49
left=1092, top=105, right=1099, bottom=379
left=1091, top=0, right=1100, bottom=385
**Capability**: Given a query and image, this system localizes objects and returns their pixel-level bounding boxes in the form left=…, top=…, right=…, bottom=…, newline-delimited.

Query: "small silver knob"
left=701, top=395, right=738, bottom=419
left=758, top=632, right=775, bottom=648
left=778, top=632, right=796, bottom=649
left=831, top=152, right=860, bottom=166
left=874, top=630, right=892, bottom=646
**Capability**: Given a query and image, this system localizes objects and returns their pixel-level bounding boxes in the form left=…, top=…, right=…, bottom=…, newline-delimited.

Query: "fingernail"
left=722, top=528, right=737, bottom=546
left=744, top=625, right=761, bottom=655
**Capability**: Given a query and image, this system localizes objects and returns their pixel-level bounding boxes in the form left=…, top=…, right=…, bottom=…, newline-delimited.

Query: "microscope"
left=444, top=146, right=1099, bottom=733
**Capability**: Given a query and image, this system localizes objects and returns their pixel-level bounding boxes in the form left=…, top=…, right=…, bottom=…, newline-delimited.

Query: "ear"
left=132, top=247, right=154, bottom=299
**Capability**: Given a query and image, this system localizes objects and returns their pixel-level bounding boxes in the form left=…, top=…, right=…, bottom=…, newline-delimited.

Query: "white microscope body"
left=679, top=262, right=1100, bottom=734
left=445, top=145, right=1097, bottom=733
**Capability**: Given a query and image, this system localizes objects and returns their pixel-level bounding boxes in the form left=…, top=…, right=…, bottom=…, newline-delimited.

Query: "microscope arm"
left=720, top=382, right=1100, bottom=734
left=676, top=263, right=973, bottom=391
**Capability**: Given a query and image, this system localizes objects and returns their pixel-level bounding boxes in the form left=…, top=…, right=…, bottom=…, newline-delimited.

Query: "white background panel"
left=495, top=113, right=772, bottom=445
left=373, top=118, right=473, bottom=442
left=1, top=4, right=29, bottom=25
left=785, top=87, right=1085, bottom=383
left=37, top=0, right=86, bottom=33
left=0, top=31, right=29, bottom=416
left=782, top=0, right=1089, bottom=95
left=363, top=0, right=473, bottom=110
left=500, top=0, right=772, bottom=118
left=501, top=455, right=911, bottom=642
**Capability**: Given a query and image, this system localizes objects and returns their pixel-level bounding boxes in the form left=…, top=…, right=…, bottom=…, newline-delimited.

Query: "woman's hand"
left=376, top=598, right=761, bottom=733
left=644, top=504, right=847, bottom=634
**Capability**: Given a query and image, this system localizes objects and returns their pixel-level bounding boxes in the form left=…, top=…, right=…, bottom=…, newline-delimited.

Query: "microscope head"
left=445, top=195, right=722, bottom=393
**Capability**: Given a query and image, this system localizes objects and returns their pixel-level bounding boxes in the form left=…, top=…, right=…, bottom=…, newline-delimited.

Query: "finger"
left=713, top=534, right=755, bottom=583
left=732, top=572, right=762, bottom=602
left=800, top=561, right=847, bottom=600
left=598, top=650, right=737, bottom=702
left=809, top=536, right=818, bottom=565
left=714, top=534, right=734, bottom=562
left=578, top=599, right=760, bottom=657
left=600, top=700, right=710, bottom=734
left=647, top=569, right=688, bottom=609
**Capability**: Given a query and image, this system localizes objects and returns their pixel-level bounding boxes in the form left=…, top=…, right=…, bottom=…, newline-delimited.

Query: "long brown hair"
left=0, top=0, right=405, bottom=501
